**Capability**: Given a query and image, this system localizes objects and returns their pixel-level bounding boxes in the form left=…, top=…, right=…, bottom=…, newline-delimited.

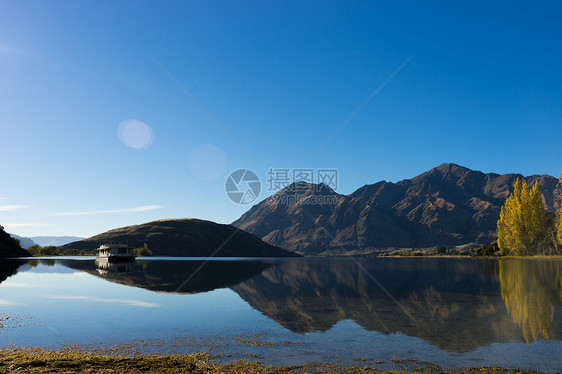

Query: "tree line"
left=26, top=243, right=153, bottom=256
left=497, top=177, right=562, bottom=255
left=26, top=245, right=93, bottom=256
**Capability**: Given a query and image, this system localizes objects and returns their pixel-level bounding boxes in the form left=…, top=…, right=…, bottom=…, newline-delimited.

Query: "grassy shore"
left=0, top=348, right=549, bottom=373
left=380, top=254, right=562, bottom=259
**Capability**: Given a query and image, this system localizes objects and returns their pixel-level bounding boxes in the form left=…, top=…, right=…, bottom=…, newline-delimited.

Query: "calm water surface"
left=1, top=257, right=561, bottom=372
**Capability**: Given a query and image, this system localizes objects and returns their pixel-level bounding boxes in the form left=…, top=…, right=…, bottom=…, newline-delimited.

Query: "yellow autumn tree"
left=556, top=176, right=562, bottom=247
left=497, top=178, right=547, bottom=255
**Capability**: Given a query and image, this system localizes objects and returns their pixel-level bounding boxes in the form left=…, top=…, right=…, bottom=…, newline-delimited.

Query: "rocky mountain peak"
left=233, top=164, right=559, bottom=254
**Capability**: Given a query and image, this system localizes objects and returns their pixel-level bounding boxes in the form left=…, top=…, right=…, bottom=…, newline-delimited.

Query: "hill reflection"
left=63, top=259, right=271, bottom=294
left=0, top=260, right=24, bottom=284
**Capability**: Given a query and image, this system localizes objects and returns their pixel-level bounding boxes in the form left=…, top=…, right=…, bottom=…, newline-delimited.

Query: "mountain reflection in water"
left=230, top=258, right=562, bottom=352
left=2, top=257, right=562, bottom=354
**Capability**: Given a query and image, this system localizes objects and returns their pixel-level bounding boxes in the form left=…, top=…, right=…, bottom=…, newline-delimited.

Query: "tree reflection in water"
left=499, top=259, right=562, bottom=342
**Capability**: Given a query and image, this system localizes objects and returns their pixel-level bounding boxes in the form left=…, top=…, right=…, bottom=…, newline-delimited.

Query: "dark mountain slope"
left=233, top=164, right=559, bottom=254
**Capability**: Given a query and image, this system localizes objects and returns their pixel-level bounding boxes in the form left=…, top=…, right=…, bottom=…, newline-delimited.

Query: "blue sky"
left=1, top=1, right=561, bottom=237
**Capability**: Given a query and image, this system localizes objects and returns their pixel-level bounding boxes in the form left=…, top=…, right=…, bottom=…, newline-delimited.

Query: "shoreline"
left=379, top=254, right=562, bottom=260
left=0, top=348, right=547, bottom=373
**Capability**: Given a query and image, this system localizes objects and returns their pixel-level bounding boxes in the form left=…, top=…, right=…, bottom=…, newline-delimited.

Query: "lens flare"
left=118, top=119, right=154, bottom=149
left=187, top=143, right=227, bottom=181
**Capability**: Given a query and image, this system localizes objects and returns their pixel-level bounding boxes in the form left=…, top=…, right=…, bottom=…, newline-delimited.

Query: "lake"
left=1, top=257, right=561, bottom=372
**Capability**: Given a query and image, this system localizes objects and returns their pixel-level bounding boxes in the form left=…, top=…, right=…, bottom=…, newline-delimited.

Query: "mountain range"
left=59, top=218, right=298, bottom=257
left=233, top=163, right=559, bottom=255
left=6, top=163, right=559, bottom=257
left=8, top=235, right=85, bottom=248
left=31, top=236, right=85, bottom=247
left=9, top=234, right=36, bottom=248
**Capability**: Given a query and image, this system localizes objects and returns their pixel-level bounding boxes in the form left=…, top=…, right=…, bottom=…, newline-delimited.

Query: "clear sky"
left=1, top=1, right=561, bottom=237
